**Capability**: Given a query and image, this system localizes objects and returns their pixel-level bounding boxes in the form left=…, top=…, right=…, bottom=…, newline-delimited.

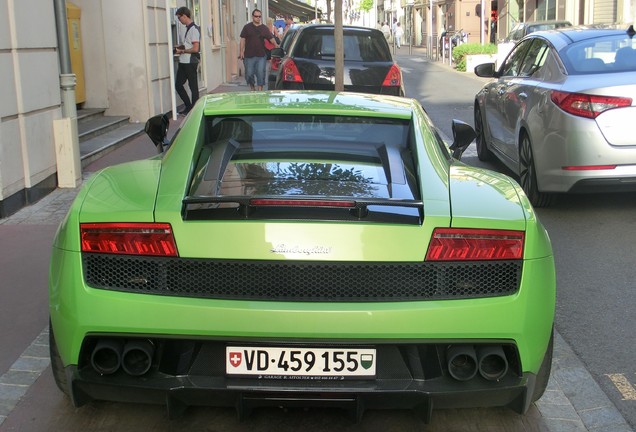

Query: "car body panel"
left=475, top=27, right=636, bottom=196
left=49, top=91, right=555, bottom=418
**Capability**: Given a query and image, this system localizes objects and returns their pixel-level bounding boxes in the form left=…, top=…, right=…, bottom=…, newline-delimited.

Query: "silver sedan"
left=474, top=26, right=636, bottom=207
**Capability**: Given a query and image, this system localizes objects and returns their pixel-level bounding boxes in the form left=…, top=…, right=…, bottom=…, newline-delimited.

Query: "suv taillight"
left=550, top=90, right=632, bottom=119
left=426, top=228, right=524, bottom=261
left=80, top=223, right=178, bottom=256
left=282, top=59, right=303, bottom=83
left=382, top=64, right=402, bottom=87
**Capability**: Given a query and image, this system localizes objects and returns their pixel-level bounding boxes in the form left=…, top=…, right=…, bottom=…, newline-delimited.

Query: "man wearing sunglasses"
left=239, top=9, right=278, bottom=91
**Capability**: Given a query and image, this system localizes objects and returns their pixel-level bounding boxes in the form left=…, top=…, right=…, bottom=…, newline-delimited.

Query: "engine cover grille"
left=83, top=254, right=522, bottom=302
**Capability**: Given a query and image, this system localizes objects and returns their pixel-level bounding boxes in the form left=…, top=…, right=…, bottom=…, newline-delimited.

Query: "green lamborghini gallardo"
left=49, top=91, right=555, bottom=421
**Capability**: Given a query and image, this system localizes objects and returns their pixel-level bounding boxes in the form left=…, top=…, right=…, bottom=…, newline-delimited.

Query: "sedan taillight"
left=80, top=223, right=178, bottom=256
left=550, top=90, right=632, bottom=119
left=382, top=64, right=402, bottom=88
left=282, top=59, right=303, bottom=83
left=426, top=228, right=524, bottom=261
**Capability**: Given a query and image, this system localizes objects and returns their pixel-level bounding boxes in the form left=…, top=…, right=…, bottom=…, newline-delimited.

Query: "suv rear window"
left=294, top=29, right=391, bottom=62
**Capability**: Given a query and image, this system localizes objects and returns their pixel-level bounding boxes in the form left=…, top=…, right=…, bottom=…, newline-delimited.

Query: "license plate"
left=226, top=346, right=376, bottom=377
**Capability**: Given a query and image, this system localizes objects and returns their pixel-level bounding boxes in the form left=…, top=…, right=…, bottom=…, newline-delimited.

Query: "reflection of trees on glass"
left=243, top=162, right=381, bottom=197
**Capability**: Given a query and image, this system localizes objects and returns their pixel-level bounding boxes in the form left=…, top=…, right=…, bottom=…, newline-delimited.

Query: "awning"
left=269, top=0, right=322, bottom=22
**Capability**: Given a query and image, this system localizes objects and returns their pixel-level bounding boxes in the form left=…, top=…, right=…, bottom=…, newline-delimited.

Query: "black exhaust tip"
left=477, top=345, right=509, bottom=381
left=446, top=345, right=478, bottom=381
left=90, top=339, right=123, bottom=375
left=121, top=339, right=155, bottom=376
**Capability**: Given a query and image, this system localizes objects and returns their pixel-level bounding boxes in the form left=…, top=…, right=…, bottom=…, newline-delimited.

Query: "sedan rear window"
left=563, top=35, right=636, bottom=74
left=185, top=115, right=421, bottom=222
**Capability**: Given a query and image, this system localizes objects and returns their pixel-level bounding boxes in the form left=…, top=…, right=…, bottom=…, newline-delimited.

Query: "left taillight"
left=426, top=228, right=524, bottom=261
left=282, top=58, right=303, bottom=83
left=382, top=64, right=402, bottom=88
left=80, top=223, right=178, bottom=257
left=271, top=56, right=281, bottom=71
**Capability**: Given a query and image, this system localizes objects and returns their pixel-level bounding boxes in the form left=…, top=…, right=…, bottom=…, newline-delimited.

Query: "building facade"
left=0, top=0, right=266, bottom=218
left=382, top=0, right=635, bottom=49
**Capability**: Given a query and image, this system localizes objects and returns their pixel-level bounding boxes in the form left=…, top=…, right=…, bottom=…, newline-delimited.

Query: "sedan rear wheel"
left=474, top=105, right=493, bottom=162
left=519, top=133, right=553, bottom=207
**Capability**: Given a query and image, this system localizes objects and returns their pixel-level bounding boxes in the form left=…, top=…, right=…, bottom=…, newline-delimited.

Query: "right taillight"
left=550, top=90, right=632, bottom=119
left=382, top=64, right=402, bottom=88
left=426, top=228, right=524, bottom=261
left=282, top=59, right=303, bottom=83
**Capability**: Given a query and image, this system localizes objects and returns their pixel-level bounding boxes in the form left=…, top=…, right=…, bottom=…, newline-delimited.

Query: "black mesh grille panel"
left=83, top=254, right=522, bottom=302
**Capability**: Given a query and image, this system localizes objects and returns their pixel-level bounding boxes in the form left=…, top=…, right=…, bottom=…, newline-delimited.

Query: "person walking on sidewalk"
left=239, top=9, right=278, bottom=91
left=381, top=21, right=391, bottom=41
left=174, top=7, right=200, bottom=115
left=394, top=22, right=404, bottom=48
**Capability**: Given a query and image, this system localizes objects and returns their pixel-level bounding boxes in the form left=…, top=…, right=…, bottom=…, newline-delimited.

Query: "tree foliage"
left=359, top=0, right=373, bottom=12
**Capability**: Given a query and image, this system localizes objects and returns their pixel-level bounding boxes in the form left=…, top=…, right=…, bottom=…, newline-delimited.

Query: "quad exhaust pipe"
left=90, top=338, right=154, bottom=376
left=446, top=345, right=478, bottom=381
left=121, top=339, right=155, bottom=376
left=90, top=339, right=124, bottom=375
left=477, top=345, right=508, bottom=381
left=447, top=344, right=509, bottom=382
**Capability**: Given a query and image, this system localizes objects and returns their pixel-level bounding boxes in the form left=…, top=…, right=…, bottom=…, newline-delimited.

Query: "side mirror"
left=448, top=119, right=476, bottom=160
left=144, top=113, right=170, bottom=153
left=474, top=62, right=497, bottom=78
left=270, top=47, right=284, bottom=58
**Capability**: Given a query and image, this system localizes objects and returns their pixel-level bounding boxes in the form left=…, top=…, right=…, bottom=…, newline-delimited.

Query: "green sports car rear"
left=49, top=91, right=555, bottom=421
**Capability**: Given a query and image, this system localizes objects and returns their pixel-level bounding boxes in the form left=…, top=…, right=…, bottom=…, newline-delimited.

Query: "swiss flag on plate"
left=229, top=351, right=242, bottom=367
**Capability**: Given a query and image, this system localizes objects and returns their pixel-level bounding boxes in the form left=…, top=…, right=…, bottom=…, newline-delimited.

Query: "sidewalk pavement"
left=0, top=55, right=632, bottom=432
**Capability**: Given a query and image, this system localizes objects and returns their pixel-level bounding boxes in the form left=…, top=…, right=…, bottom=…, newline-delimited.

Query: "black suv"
left=271, top=24, right=404, bottom=96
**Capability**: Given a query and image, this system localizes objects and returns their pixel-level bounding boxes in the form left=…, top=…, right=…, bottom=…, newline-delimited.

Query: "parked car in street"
left=503, top=20, right=572, bottom=43
left=268, top=24, right=303, bottom=90
left=270, top=24, right=405, bottom=96
left=49, top=90, right=555, bottom=421
left=474, top=26, right=636, bottom=207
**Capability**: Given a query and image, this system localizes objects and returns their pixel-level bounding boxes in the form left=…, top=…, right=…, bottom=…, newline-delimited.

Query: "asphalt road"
left=400, top=53, right=636, bottom=430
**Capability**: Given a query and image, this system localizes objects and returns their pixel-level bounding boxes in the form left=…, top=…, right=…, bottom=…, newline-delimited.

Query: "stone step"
left=80, top=122, right=145, bottom=168
left=74, top=108, right=147, bottom=168
left=78, top=115, right=131, bottom=143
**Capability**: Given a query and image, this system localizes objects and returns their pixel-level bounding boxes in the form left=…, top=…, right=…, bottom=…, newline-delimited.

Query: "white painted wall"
left=0, top=0, right=61, bottom=201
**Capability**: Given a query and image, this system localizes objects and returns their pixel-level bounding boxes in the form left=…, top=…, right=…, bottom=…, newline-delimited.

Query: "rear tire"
left=532, top=328, right=554, bottom=402
left=519, top=133, right=553, bottom=207
left=49, top=319, right=70, bottom=397
left=474, top=105, right=493, bottom=162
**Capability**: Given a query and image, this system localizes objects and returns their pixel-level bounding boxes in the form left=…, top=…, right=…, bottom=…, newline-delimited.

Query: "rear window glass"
left=294, top=30, right=391, bottom=61
left=189, top=114, right=418, bottom=202
left=562, top=35, right=636, bottom=74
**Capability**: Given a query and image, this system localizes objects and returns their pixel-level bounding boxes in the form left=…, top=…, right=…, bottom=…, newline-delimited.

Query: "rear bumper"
left=568, top=176, right=636, bottom=193
left=66, top=347, right=539, bottom=422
